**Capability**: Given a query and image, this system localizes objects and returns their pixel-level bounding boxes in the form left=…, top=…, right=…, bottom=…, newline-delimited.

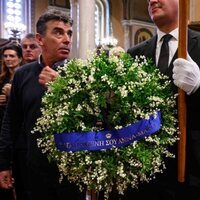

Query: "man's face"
left=147, top=0, right=179, bottom=27
left=21, top=38, right=41, bottom=63
left=37, top=20, right=73, bottom=65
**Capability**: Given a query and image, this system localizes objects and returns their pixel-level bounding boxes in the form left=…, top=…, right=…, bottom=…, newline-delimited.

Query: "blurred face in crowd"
left=3, top=49, right=22, bottom=69
left=36, top=20, right=73, bottom=66
left=147, top=0, right=179, bottom=31
left=21, top=37, right=42, bottom=63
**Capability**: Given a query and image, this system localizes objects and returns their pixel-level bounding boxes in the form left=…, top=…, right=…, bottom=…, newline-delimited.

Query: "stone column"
left=70, top=0, right=78, bottom=58
left=78, top=0, right=96, bottom=59
left=122, top=20, right=131, bottom=51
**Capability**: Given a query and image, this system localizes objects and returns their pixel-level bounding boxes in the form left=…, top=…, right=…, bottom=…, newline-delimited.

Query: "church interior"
left=1, top=1, right=200, bottom=199
left=0, top=0, right=200, bottom=59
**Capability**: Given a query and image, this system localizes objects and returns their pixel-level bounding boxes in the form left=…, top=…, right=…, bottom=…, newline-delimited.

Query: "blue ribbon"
left=54, top=111, right=161, bottom=152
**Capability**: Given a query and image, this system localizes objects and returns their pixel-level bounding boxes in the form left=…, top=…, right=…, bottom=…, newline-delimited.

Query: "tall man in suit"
left=127, top=0, right=200, bottom=199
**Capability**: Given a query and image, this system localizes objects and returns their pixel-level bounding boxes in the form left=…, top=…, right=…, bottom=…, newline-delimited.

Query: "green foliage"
left=33, top=49, right=178, bottom=199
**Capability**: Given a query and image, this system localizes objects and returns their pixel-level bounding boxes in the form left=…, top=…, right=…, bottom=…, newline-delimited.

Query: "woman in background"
left=0, top=44, right=23, bottom=200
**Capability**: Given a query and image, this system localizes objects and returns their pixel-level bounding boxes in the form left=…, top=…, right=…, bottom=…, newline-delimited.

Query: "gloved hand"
left=173, top=55, right=200, bottom=95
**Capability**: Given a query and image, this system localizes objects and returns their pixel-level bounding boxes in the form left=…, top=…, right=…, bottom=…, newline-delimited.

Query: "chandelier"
left=4, top=22, right=26, bottom=38
left=4, top=0, right=26, bottom=39
left=101, top=36, right=118, bottom=48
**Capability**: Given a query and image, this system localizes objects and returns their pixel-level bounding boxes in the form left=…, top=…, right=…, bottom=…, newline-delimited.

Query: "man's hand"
left=173, top=55, right=200, bottom=95
left=0, top=170, right=14, bottom=189
left=38, top=66, right=59, bottom=86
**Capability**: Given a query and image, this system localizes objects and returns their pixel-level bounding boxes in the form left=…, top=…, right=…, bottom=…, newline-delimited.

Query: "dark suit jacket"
left=127, top=29, right=200, bottom=188
left=0, top=61, right=85, bottom=200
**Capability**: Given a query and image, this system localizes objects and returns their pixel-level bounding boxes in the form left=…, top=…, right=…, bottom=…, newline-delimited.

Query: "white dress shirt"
left=156, top=28, right=178, bottom=66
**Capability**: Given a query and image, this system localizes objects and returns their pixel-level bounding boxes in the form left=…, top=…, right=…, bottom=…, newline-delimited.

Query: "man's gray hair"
left=36, top=9, right=73, bottom=35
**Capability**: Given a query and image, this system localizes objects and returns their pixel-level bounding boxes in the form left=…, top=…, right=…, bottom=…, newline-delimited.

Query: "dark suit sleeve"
left=0, top=101, right=13, bottom=170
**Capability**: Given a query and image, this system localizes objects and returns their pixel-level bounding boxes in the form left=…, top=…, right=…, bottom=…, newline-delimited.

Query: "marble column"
left=122, top=20, right=131, bottom=51
left=70, top=0, right=78, bottom=58
left=78, top=0, right=96, bottom=59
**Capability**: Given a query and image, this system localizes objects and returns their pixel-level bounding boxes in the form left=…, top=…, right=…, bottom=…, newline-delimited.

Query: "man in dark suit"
left=0, top=9, right=85, bottom=200
left=127, top=0, right=200, bottom=199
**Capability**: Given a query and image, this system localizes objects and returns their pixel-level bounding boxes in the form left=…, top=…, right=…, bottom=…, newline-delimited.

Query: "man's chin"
left=26, top=57, right=34, bottom=61
left=60, top=53, right=70, bottom=59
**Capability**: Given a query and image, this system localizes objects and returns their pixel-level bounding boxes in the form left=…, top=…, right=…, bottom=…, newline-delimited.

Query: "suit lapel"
left=141, top=36, right=157, bottom=64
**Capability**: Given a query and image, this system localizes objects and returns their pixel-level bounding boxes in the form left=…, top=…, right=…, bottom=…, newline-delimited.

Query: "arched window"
left=95, top=0, right=111, bottom=45
left=0, top=0, right=31, bottom=39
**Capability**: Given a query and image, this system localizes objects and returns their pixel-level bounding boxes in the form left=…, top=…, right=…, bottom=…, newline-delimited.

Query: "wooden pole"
left=86, top=190, right=98, bottom=200
left=177, top=0, right=188, bottom=183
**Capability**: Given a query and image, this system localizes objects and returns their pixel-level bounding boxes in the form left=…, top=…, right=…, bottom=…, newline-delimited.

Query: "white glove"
left=173, top=55, right=200, bottom=95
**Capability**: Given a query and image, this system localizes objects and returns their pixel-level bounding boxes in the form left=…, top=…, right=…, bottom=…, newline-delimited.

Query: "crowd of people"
left=0, top=9, right=85, bottom=200
left=0, top=0, right=200, bottom=199
left=0, top=32, right=41, bottom=200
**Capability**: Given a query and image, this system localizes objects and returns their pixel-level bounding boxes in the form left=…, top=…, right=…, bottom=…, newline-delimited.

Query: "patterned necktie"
left=157, top=34, right=172, bottom=74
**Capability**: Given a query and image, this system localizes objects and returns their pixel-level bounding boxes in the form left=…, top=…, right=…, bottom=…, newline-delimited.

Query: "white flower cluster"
left=33, top=48, right=178, bottom=199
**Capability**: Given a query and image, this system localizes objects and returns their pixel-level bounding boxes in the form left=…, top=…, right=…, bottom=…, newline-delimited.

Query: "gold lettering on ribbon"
left=58, top=124, right=153, bottom=150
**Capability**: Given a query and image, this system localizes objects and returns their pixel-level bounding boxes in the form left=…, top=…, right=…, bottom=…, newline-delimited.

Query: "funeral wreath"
left=33, top=47, right=178, bottom=199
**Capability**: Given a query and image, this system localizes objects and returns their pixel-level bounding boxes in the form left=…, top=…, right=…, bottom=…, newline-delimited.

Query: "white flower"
left=33, top=48, right=178, bottom=199
left=118, top=85, right=128, bottom=97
